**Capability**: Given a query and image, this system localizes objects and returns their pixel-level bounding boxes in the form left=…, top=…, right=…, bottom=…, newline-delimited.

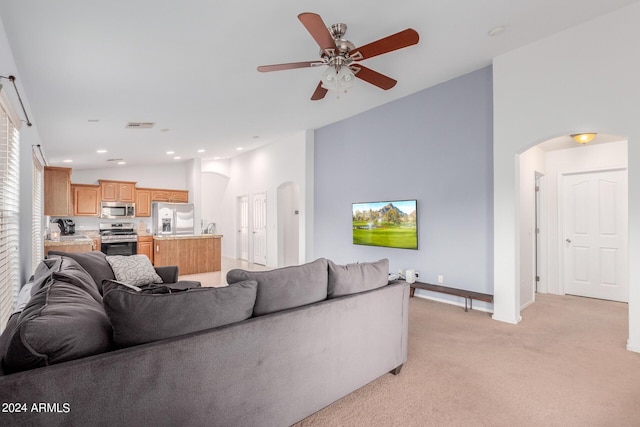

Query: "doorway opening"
left=520, top=134, right=628, bottom=309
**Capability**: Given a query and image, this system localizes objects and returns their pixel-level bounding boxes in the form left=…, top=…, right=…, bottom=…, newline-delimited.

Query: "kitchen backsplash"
left=59, top=217, right=151, bottom=233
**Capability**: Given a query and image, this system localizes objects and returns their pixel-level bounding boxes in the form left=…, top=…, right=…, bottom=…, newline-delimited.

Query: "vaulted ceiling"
left=0, top=1, right=635, bottom=169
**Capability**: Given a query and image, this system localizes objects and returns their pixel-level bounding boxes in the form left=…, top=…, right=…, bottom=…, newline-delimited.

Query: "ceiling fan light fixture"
left=571, top=133, right=597, bottom=144
left=321, top=66, right=355, bottom=96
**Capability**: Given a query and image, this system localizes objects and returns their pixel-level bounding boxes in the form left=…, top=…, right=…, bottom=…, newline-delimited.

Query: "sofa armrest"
left=154, top=266, right=178, bottom=283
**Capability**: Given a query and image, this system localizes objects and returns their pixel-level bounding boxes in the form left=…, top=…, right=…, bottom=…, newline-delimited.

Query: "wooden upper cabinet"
left=99, top=180, right=137, bottom=202
left=150, top=189, right=189, bottom=203
left=136, top=189, right=152, bottom=217
left=44, top=166, right=71, bottom=216
left=73, top=184, right=101, bottom=216
left=170, top=190, right=189, bottom=203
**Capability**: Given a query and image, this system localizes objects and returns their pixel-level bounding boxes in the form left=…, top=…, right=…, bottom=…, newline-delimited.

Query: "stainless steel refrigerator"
left=151, top=202, right=195, bottom=236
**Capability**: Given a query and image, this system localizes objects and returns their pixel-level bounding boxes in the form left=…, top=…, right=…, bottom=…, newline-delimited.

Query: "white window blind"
left=32, top=150, right=43, bottom=273
left=0, top=88, right=21, bottom=332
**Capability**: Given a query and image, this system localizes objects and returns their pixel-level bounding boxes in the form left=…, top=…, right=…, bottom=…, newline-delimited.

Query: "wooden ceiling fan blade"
left=351, top=65, right=397, bottom=90
left=298, top=12, right=337, bottom=54
left=350, top=28, right=419, bottom=60
left=311, top=81, right=328, bottom=100
left=257, top=61, right=324, bottom=72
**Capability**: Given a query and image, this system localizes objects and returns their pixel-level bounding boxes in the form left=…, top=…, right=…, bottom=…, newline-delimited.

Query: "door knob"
left=566, top=238, right=572, bottom=243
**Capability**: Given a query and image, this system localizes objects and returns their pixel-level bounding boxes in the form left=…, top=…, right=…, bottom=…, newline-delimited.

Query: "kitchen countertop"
left=44, top=235, right=94, bottom=246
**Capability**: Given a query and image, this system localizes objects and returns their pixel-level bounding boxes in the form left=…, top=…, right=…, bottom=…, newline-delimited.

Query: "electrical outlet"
left=415, top=271, right=420, bottom=280
left=437, top=275, right=444, bottom=284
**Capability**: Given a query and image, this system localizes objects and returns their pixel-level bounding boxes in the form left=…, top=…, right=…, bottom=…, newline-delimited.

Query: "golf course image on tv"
left=352, top=199, right=418, bottom=250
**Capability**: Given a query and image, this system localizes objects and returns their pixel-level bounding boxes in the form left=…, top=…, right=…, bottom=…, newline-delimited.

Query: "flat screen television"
left=352, top=199, right=418, bottom=250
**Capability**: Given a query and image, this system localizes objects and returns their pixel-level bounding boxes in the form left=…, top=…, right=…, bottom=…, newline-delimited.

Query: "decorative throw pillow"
left=102, top=280, right=258, bottom=347
left=2, top=260, right=113, bottom=373
left=226, top=258, right=328, bottom=316
left=106, top=255, right=163, bottom=286
left=327, top=258, right=389, bottom=298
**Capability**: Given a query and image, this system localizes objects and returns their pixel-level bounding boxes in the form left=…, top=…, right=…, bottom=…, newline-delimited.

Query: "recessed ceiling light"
left=62, top=159, right=73, bottom=163
left=88, top=119, right=100, bottom=123
left=166, top=151, right=175, bottom=155
left=117, top=161, right=126, bottom=165
left=97, top=149, right=107, bottom=154
left=488, top=26, right=506, bottom=37
left=173, top=156, right=181, bottom=160
left=237, top=147, right=244, bottom=151
left=197, top=149, right=205, bottom=153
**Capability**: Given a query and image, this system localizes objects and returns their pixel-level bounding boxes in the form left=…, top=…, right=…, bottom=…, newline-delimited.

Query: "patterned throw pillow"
left=106, top=255, right=163, bottom=286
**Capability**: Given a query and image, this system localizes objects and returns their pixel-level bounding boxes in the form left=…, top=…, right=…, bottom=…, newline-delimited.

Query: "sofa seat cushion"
left=2, top=258, right=113, bottom=373
left=102, top=280, right=258, bottom=347
left=106, top=255, right=163, bottom=286
left=226, top=258, right=328, bottom=316
left=327, top=258, right=390, bottom=298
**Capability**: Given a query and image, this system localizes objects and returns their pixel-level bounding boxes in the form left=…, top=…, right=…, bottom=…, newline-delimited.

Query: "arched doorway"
left=518, top=133, right=628, bottom=308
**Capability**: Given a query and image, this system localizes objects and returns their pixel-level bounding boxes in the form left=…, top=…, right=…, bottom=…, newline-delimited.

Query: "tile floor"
left=178, top=256, right=270, bottom=287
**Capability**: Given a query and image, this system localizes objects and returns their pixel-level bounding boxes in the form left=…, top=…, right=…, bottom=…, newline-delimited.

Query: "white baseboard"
left=626, top=339, right=640, bottom=353
left=413, top=291, right=494, bottom=314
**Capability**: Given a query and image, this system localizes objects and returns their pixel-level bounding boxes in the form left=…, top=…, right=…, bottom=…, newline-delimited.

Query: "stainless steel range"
left=99, top=222, right=138, bottom=256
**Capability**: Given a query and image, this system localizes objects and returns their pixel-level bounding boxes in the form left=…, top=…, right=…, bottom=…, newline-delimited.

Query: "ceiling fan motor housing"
left=320, top=23, right=356, bottom=68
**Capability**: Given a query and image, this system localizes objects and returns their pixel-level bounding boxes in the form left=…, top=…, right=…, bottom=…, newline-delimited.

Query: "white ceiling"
left=0, top=1, right=636, bottom=170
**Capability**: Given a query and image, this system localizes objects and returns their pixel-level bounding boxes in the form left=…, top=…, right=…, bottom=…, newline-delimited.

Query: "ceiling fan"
left=257, top=12, right=419, bottom=100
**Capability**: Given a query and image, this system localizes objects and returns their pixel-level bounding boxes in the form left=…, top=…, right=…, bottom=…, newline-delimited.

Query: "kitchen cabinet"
left=44, top=166, right=71, bottom=216
left=137, top=235, right=154, bottom=263
left=150, top=189, right=189, bottom=203
left=73, top=184, right=101, bottom=216
left=135, top=189, right=152, bottom=217
left=153, top=235, right=221, bottom=274
left=99, top=180, right=136, bottom=202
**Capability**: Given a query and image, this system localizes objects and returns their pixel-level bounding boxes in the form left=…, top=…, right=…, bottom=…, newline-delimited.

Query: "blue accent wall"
left=314, top=66, right=494, bottom=294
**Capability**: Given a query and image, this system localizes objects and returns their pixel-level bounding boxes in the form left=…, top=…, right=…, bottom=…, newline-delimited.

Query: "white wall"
left=71, top=162, right=189, bottom=188
left=493, top=2, right=640, bottom=353
left=213, top=131, right=310, bottom=267
left=200, top=171, right=230, bottom=234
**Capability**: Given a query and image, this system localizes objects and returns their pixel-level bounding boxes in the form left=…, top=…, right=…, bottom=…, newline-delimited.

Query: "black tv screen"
left=352, top=199, right=418, bottom=250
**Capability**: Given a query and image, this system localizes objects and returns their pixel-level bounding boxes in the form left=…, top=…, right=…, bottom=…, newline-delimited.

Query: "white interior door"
left=238, top=195, right=249, bottom=261
left=563, top=169, right=628, bottom=302
left=252, top=192, right=267, bottom=265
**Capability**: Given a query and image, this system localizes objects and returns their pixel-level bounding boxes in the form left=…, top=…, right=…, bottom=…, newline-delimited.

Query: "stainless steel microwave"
left=100, top=202, right=135, bottom=219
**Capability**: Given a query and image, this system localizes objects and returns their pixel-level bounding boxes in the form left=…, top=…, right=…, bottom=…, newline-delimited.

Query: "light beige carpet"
left=296, top=294, right=640, bottom=427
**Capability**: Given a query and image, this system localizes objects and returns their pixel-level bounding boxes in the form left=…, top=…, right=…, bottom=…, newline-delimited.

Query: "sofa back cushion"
left=102, top=280, right=258, bottom=347
left=226, top=258, right=329, bottom=316
left=47, top=250, right=115, bottom=293
left=2, top=258, right=113, bottom=373
left=327, top=258, right=389, bottom=298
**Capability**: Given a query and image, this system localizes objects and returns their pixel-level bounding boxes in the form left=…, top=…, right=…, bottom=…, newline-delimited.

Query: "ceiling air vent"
left=125, top=122, right=155, bottom=129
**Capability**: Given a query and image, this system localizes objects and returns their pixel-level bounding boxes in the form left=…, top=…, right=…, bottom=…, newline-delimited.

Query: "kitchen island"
left=153, top=234, right=222, bottom=275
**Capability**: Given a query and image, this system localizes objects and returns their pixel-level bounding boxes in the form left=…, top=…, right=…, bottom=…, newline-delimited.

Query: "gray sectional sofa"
left=0, top=253, right=409, bottom=426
